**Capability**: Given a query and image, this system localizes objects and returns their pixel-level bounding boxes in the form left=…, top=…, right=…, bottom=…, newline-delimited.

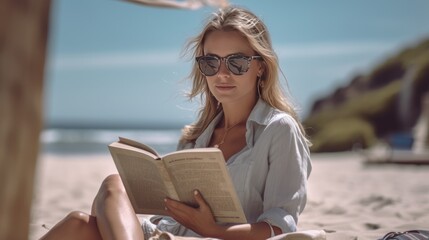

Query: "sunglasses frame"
left=196, top=54, right=262, bottom=76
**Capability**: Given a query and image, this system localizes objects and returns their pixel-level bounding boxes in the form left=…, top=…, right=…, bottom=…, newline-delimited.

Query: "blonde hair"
left=180, top=6, right=307, bottom=144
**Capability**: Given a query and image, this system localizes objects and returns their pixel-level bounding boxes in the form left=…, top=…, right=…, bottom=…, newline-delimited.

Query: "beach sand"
left=30, top=152, right=429, bottom=240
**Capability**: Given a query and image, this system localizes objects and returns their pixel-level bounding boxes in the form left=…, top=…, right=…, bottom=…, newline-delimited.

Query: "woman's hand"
left=164, top=190, right=222, bottom=236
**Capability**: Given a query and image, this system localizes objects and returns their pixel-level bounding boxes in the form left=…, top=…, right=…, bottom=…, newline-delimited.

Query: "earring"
left=259, top=77, right=265, bottom=88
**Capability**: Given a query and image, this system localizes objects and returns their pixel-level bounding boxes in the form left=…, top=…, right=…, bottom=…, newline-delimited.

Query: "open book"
left=108, top=137, right=247, bottom=223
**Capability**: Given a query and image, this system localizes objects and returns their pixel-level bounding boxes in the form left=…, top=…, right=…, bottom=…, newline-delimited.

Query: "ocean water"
left=41, top=128, right=181, bottom=156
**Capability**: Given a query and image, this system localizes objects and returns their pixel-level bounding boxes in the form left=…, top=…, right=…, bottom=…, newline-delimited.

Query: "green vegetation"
left=309, top=118, right=376, bottom=152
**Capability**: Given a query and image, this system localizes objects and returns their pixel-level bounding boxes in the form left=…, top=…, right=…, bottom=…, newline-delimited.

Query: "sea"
left=40, top=128, right=181, bottom=156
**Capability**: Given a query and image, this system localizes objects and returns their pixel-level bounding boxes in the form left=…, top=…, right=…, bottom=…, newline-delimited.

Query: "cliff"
left=303, top=38, right=429, bottom=152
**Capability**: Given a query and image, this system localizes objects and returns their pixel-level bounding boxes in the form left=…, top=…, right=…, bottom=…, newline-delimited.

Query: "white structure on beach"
left=413, top=93, right=429, bottom=153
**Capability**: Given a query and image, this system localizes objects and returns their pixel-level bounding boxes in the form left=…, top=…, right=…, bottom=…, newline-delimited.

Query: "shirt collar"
left=194, top=112, right=223, bottom=148
left=247, top=98, right=277, bottom=126
left=194, top=98, right=276, bottom=148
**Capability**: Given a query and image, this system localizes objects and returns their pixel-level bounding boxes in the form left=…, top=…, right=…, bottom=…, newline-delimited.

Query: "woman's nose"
left=217, top=59, right=230, bottom=76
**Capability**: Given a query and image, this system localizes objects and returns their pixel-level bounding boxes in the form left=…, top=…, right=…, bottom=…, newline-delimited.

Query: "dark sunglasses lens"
left=227, top=56, right=249, bottom=75
left=198, top=57, right=219, bottom=76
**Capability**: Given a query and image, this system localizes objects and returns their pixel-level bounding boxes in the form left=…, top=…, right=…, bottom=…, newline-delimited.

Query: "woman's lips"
left=216, top=85, right=235, bottom=90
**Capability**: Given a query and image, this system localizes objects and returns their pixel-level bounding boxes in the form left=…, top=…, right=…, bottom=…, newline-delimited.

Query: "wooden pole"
left=0, top=0, right=51, bottom=239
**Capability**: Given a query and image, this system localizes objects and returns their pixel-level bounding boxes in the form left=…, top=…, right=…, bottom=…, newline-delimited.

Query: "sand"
left=30, top=152, right=429, bottom=240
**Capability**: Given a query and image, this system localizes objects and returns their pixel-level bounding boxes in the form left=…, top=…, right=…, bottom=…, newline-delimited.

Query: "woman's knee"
left=61, top=211, right=101, bottom=239
left=64, top=211, right=91, bottom=227
left=100, top=174, right=126, bottom=195
left=41, top=211, right=96, bottom=240
left=94, top=174, right=127, bottom=207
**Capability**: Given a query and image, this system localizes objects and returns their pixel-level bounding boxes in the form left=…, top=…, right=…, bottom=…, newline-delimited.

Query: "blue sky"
left=45, top=0, right=429, bottom=128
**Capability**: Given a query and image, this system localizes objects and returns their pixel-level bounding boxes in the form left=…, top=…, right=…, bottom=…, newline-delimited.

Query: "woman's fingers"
left=164, top=190, right=217, bottom=234
left=193, top=190, right=211, bottom=213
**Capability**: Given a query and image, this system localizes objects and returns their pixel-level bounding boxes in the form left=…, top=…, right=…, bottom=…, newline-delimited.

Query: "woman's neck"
left=221, top=97, right=257, bottom=127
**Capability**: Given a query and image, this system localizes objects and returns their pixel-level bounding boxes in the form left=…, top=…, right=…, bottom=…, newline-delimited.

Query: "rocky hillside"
left=303, top=38, right=429, bottom=152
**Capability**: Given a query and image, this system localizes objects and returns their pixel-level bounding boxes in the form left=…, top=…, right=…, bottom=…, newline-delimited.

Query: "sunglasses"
left=196, top=54, right=262, bottom=76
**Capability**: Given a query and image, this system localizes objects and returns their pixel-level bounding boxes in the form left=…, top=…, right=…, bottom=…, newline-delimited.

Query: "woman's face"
left=202, top=30, right=262, bottom=106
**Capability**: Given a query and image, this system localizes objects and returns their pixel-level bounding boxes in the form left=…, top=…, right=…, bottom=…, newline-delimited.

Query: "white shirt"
left=154, top=99, right=312, bottom=236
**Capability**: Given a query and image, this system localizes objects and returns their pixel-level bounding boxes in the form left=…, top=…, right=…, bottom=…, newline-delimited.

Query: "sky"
left=45, top=0, right=429, bottom=129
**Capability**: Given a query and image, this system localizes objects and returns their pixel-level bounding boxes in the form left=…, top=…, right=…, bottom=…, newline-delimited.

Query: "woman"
left=41, top=6, right=311, bottom=240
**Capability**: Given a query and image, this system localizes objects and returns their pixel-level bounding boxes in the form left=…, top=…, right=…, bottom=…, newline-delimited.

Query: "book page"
left=108, top=143, right=178, bottom=215
left=163, top=148, right=247, bottom=223
left=119, top=136, right=160, bottom=157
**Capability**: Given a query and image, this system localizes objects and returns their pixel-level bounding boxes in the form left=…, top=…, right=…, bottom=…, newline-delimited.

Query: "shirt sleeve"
left=256, top=115, right=312, bottom=233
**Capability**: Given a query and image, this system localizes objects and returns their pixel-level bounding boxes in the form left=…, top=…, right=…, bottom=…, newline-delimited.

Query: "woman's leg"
left=40, top=211, right=102, bottom=240
left=91, top=174, right=145, bottom=240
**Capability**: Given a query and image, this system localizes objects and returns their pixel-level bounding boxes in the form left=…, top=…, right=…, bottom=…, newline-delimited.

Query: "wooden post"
left=0, top=0, right=51, bottom=239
